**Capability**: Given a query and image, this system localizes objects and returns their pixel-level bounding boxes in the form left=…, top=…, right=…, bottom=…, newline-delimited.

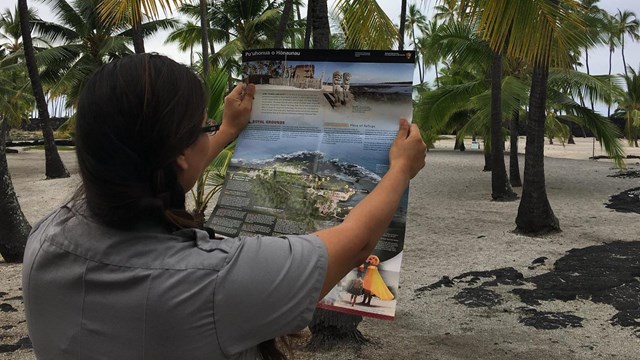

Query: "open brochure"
left=206, top=49, right=415, bottom=320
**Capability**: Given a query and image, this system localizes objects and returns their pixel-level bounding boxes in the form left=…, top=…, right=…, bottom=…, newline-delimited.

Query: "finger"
left=243, top=83, right=256, bottom=100
left=396, top=118, right=410, bottom=140
left=228, top=83, right=245, bottom=99
left=408, top=123, right=422, bottom=140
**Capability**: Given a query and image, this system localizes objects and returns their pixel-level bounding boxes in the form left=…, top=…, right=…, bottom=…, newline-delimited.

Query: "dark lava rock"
left=605, top=187, right=640, bottom=214
left=454, top=288, right=503, bottom=308
left=514, top=241, right=640, bottom=328
left=0, top=337, right=31, bottom=353
left=532, top=257, right=548, bottom=265
left=0, top=304, right=16, bottom=313
left=611, top=309, right=640, bottom=327
left=608, top=170, right=640, bottom=179
left=420, top=244, right=640, bottom=334
left=415, top=267, right=525, bottom=296
left=415, top=276, right=455, bottom=293
left=519, top=310, right=583, bottom=330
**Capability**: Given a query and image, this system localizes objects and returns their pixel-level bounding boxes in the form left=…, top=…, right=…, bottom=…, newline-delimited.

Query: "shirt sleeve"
left=213, top=234, right=328, bottom=356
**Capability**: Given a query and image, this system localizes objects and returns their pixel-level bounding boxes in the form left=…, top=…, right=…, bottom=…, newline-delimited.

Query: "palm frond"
left=548, top=68, right=624, bottom=105
left=334, top=0, right=398, bottom=50
left=98, top=0, right=182, bottom=27
left=558, top=106, right=625, bottom=167
left=414, top=79, right=486, bottom=133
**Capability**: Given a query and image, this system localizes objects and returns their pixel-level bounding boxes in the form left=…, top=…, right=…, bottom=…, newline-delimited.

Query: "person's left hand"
left=220, top=83, right=256, bottom=137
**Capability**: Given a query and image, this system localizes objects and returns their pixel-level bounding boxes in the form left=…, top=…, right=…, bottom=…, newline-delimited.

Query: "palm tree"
left=434, top=0, right=458, bottom=24
left=211, top=0, right=284, bottom=57
left=603, top=12, right=621, bottom=117
left=579, top=0, right=606, bottom=77
left=454, top=0, right=594, bottom=234
left=0, top=50, right=34, bottom=262
left=1, top=6, right=51, bottom=54
left=33, top=0, right=137, bottom=109
left=164, top=20, right=204, bottom=66
left=615, top=9, right=640, bottom=78
left=405, top=4, right=427, bottom=81
left=17, top=0, right=69, bottom=179
left=614, top=65, right=640, bottom=147
left=489, top=49, right=517, bottom=200
left=174, top=0, right=286, bottom=74
left=423, top=18, right=516, bottom=199
left=416, top=20, right=443, bottom=86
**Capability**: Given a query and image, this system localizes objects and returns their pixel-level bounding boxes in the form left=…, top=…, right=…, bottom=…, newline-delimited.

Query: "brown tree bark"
left=509, top=108, right=522, bottom=187
left=490, top=51, right=517, bottom=201
left=515, top=60, right=560, bottom=234
left=310, top=0, right=330, bottom=49
left=0, top=122, right=31, bottom=263
left=132, top=17, right=146, bottom=54
left=200, top=0, right=209, bottom=78
left=18, top=0, right=69, bottom=179
left=398, top=0, right=407, bottom=50
left=274, top=0, right=294, bottom=48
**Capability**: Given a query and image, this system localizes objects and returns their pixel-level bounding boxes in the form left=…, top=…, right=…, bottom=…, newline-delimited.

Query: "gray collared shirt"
left=22, top=205, right=328, bottom=359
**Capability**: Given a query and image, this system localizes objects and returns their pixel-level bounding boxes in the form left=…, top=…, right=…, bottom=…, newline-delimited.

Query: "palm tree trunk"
left=132, top=17, right=145, bottom=54
left=0, top=122, right=31, bottom=263
left=585, top=47, right=595, bottom=111
left=490, top=52, right=516, bottom=201
left=515, top=61, right=560, bottom=234
left=621, top=38, right=628, bottom=77
left=274, top=0, right=294, bottom=48
left=585, top=47, right=590, bottom=74
left=483, top=146, right=491, bottom=171
left=608, top=47, right=613, bottom=117
left=209, top=39, right=215, bottom=62
left=304, top=1, right=313, bottom=49
left=200, top=0, right=209, bottom=78
left=306, top=310, right=367, bottom=349
left=306, top=1, right=364, bottom=348
left=310, top=0, right=330, bottom=49
left=18, top=0, right=69, bottom=179
left=509, top=108, right=522, bottom=187
left=398, top=0, right=407, bottom=50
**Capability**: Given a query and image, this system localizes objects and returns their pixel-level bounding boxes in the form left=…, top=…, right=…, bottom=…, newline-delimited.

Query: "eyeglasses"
left=201, top=124, right=220, bottom=135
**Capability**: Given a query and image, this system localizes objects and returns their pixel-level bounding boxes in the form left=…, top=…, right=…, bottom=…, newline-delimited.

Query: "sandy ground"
left=2, top=137, right=640, bottom=359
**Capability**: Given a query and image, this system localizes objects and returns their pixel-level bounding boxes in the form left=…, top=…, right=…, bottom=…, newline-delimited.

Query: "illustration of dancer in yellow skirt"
left=360, top=255, right=394, bottom=306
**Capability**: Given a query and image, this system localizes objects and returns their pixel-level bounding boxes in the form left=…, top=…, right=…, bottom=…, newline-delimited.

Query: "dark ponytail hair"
left=74, top=54, right=293, bottom=359
left=74, top=53, right=204, bottom=229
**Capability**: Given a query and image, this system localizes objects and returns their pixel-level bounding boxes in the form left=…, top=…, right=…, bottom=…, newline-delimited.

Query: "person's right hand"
left=220, top=83, right=256, bottom=138
left=389, top=118, right=426, bottom=179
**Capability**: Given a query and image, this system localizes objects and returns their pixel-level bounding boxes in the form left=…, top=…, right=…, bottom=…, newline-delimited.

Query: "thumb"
left=395, top=118, right=410, bottom=140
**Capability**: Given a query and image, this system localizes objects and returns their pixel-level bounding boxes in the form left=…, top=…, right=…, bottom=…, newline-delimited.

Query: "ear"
left=175, top=153, right=189, bottom=172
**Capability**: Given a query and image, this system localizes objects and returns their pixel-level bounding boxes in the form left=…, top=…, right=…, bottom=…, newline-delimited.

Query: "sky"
left=14, top=0, right=640, bottom=84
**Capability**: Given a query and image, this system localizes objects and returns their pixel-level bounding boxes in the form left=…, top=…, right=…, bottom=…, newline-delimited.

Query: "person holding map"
left=22, top=53, right=426, bottom=360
